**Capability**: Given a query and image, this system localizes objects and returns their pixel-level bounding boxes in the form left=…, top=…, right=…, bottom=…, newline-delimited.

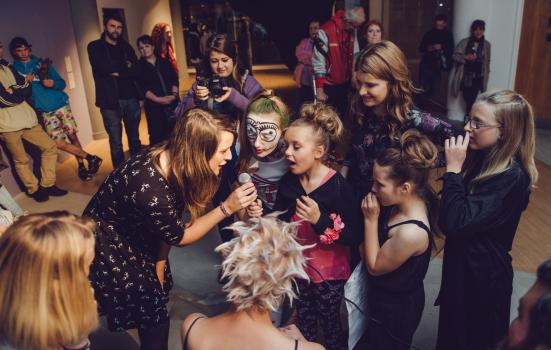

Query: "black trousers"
left=144, top=105, right=171, bottom=146
left=366, top=287, right=425, bottom=350
left=461, top=77, right=483, bottom=115
left=297, top=84, right=315, bottom=110
left=324, top=83, right=350, bottom=119
left=137, top=322, right=170, bottom=350
left=436, top=267, right=512, bottom=350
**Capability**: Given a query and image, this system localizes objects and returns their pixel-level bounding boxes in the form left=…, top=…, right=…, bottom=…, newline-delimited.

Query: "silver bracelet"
left=219, top=202, right=231, bottom=217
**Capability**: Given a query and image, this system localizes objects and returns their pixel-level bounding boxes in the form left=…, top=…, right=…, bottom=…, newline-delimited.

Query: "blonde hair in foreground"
left=215, top=216, right=310, bottom=312
left=0, top=211, right=98, bottom=350
left=463, top=90, right=538, bottom=188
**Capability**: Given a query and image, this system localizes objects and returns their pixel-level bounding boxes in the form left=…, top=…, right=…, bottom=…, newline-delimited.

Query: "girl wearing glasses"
left=274, top=103, right=360, bottom=350
left=236, top=92, right=290, bottom=221
left=436, top=90, right=538, bottom=350
left=344, top=41, right=463, bottom=199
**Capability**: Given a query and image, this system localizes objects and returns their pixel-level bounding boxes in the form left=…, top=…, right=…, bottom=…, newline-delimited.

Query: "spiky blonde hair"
left=216, top=215, right=310, bottom=312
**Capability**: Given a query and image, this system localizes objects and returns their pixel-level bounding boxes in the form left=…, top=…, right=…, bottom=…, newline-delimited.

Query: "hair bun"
left=299, top=103, right=343, bottom=143
left=399, top=130, right=438, bottom=169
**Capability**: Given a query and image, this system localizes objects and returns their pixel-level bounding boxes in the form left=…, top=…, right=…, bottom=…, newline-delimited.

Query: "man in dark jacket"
left=418, top=14, right=454, bottom=107
left=87, top=13, right=141, bottom=168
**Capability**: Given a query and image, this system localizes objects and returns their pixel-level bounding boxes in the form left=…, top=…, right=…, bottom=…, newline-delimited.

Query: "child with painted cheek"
left=273, top=103, right=361, bottom=350
left=236, top=92, right=290, bottom=219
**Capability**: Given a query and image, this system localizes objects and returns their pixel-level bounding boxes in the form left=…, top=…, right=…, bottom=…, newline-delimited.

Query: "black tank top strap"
left=295, top=339, right=298, bottom=350
left=387, top=219, right=430, bottom=234
left=183, top=316, right=206, bottom=350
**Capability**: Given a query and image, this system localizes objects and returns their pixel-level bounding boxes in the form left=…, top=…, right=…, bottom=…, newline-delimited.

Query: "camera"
left=196, top=75, right=230, bottom=98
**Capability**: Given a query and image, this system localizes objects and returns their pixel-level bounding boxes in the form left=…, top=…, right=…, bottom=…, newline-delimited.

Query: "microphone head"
left=238, top=173, right=252, bottom=184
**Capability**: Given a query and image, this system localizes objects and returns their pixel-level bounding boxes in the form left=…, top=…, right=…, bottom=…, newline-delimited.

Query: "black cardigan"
left=274, top=171, right=362, bottom=246
left=436, top=160, right=531, bottom=348
left=137, top=57, right=179, bottom=108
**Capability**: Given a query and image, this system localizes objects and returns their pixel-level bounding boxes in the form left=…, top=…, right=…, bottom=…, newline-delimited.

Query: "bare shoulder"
left=389, top=223, right=429, bottom=253
left=181, top=313, right=207, bottom=339
left=301, top=341, right=326, bottom=350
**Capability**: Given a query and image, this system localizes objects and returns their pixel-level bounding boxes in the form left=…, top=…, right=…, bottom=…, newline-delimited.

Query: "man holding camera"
left=88, top=12, right=141, bottom=168
left=11, top=37, right=102, bottom=182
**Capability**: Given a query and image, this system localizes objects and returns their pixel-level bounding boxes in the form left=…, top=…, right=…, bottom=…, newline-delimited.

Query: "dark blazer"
left=87, top=34, right=140, bottom=109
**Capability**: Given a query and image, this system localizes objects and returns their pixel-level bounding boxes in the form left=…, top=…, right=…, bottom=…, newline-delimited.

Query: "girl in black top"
left=274, top=103, right=360, bottom=350
left=361, top=130, right=439, bottom=349
left=137, top=35, right=179, bottom=145
left=436, top=90, right=538, bottom=350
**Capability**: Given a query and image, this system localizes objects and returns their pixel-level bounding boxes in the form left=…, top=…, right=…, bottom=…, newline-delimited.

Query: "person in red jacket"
left=312, top=6, right=365, bottom=117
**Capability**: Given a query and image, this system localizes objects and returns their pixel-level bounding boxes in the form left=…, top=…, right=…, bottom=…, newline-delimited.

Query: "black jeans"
left=100, top=98, right=142, bottom=168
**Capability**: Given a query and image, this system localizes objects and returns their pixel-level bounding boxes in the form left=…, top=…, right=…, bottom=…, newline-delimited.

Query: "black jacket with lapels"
left=87, top=33, right=140, bottom=109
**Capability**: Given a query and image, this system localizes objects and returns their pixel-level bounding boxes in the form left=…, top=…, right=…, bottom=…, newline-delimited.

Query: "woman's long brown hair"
left=150, top=108, right=235, bottom=222
left=350, top=41, right=419, bottom=139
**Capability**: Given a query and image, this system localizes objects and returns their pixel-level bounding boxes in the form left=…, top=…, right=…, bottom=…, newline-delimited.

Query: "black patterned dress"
left=83, top=151, right=186, bottom=331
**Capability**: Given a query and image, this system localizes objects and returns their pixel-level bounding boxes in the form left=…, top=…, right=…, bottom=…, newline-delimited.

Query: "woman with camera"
left=178, top=34, right=264, bottom=241
left=178, top=34, right=263, bottom=119
left=137, top=35, right=179, bottom=146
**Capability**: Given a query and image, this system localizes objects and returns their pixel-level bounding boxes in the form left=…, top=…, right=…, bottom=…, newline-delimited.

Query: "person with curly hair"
left=181, top=216, right=324, bottom=350
left=151, top=22, right=178, bottom=73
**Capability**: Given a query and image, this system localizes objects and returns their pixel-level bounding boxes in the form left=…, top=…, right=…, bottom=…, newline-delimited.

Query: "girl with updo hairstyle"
left=181, top=216, right=324, bottom=350
left=274, top=103, right=361, bottom=350
left=361, top=129, right=439, bottom=349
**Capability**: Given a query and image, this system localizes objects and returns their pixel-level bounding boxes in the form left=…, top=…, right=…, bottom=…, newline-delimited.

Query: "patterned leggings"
left=296, top=279, right=347, bottom=350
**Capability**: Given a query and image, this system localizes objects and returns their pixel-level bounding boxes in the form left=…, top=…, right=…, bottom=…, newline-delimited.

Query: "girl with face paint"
left=236, top=92, right=290, bottom=217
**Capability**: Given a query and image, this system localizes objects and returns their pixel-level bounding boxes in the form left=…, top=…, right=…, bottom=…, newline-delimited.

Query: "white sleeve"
left=312, top=29, right=329, bottom=78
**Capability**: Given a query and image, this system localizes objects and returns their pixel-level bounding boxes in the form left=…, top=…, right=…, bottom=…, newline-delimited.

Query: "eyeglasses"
left=464, top=116, right=501, bottom=130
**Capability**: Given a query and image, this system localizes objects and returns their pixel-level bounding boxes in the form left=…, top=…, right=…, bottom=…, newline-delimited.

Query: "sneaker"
left=29, top=188, right=49, bottom=202
left=42, top=185, right=68, bottom=197
left=78, top=164, right=92, bottom=181
left=87, top=155, right=103, bottom=175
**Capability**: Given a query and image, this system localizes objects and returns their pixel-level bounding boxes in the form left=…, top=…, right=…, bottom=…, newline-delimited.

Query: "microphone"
left=238, top=173, right=252, bottom=185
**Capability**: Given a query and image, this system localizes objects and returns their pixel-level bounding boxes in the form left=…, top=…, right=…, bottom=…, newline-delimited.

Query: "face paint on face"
left=246, top=112, right=282, bottom=158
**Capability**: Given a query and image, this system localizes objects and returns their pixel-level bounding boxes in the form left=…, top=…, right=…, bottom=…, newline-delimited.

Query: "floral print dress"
left=84, top=151, right=186, bottom=331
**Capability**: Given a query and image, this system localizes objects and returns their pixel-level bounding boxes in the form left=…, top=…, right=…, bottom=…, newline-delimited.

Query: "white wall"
left=95, top=0, right=173, bottom=51
left=447, top=0, right=524, bottom=121
left=0, top=0, right=93, bottom=194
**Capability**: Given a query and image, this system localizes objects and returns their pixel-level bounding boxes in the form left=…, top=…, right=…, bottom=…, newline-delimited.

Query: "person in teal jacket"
left=10, top=37, right=102, bottom=181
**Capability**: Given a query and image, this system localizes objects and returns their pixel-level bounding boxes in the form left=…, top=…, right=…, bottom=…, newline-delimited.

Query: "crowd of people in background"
left=0, top=3, right=549, bottom=350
